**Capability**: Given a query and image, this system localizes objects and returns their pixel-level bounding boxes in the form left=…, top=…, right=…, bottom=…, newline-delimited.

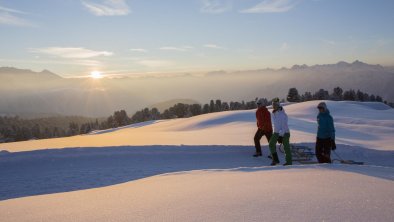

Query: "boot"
left=270, top=152, right=280, bottom=166
left=253, top=152, right=262, bottom=157
left=283, top=162, right=292, bottom=166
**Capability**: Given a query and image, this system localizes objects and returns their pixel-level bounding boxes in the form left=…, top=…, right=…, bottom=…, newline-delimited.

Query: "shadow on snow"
left=0, top=145, right=393, bottom=201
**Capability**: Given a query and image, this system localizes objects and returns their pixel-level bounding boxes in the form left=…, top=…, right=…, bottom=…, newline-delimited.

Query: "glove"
left=331, top=139, right=336, bottom=150
left=277, top=136, right=283, bottom=144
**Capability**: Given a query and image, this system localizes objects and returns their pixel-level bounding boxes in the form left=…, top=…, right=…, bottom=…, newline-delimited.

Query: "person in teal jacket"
left=316, top=102, right=336, bottom=163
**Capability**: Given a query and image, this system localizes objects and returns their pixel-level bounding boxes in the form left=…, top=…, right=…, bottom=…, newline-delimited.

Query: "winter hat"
left=272, top=97, right=281, bottom=109
left=317, top=102, right=327, bottom=110
left=256, top=99, right=265, bottom=106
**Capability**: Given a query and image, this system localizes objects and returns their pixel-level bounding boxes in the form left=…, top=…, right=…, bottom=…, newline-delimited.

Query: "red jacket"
left=256, top=106, right=273, bottom=132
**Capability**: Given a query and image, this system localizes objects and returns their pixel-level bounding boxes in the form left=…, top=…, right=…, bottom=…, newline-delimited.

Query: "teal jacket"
left=317, top=109, right=335, bottom=140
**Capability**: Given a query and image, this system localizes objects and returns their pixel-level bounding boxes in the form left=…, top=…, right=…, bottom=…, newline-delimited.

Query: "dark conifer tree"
left=287, top=88, right=301, bottom=102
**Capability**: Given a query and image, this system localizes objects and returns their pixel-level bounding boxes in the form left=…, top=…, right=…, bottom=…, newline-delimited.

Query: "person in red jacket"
left=253, top=99, right=273, bottom=157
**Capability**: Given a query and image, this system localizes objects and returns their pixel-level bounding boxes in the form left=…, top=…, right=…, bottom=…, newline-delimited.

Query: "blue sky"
left=0, top=0, right=393, bottom=77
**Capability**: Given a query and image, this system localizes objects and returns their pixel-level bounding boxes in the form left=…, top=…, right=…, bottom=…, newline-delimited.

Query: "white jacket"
left=272, top=108, right=290, bottom=136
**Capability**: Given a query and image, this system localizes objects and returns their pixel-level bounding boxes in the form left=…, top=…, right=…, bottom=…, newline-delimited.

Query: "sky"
left=0, top=0, right=393, bottom=77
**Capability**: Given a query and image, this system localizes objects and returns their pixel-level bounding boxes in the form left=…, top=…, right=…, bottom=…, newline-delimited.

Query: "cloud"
left=241, top=0, right=298, bottom=13
left=82, top=0, right=130, bottom=16
left=0, top=6, right=27, bottom=14
left=0, top=5, right=35, bottom=27
left=203, top=44, right=225, bottom=49
left=159, top=46, right=194, bottom=52
left=201, top=0, right=232, bottom=14
left=130, top=48, right=148, bottom=53
left=160, top=47, right=186, bottom=52
left=30, top=47, right=113, bottom=59
left=0, top=58, right=101, bottom=67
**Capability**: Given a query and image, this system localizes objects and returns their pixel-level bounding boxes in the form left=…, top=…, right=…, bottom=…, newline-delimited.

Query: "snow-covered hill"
left=1, top=100, right=393, bottom=152
left=0, top=101, right=393, bottom=221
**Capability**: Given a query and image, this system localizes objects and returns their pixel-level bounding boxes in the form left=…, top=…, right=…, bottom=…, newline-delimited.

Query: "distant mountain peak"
left=0, top=67, right=31, bottom=73
left=0, top=67, right=62, bottom=79
left=336, top=61, right=350, bottom=66
left=291, top=64, right=309, bottom=70
left=41, top=69, right=51, bottom=73
left=40, top=69, right=58, bottom=76
left=350, top=60, right=384, bottom=70
left=352, top=60, right=364, bottom=65
left=286, top=60, right=385, bottom=71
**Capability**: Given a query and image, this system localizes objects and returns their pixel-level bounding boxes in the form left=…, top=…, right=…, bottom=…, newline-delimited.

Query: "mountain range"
left=0, top=61, right=393, bottom=117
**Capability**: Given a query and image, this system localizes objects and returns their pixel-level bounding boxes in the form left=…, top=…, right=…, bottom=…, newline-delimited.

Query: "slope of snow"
left=1, top=165, right=393, bottom=222
left=0, top=101, right=393, bottom=222
left=0, top=100, right=393, bottom=152
left=1, top=144, right=392, bottom=201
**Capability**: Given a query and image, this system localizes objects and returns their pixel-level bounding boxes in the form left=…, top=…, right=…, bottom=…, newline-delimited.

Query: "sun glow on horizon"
left=90, top=71, right=103, bottom=79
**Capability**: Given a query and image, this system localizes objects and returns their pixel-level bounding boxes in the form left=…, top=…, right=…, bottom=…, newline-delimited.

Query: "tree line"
left=286, top=87, right=387, bottom=103
left=99, top=99, right=260, bottom=129
left=1, top=87, right=393, bottom=143
left=0, top=99, right=259, bottom=143
left=0, top=116, right=102, bottom=143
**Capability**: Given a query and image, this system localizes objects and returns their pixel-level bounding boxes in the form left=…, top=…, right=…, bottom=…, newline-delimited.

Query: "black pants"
left=254, top=129, right=272, bottom=154
left=315, top=138, right=332, bottom=163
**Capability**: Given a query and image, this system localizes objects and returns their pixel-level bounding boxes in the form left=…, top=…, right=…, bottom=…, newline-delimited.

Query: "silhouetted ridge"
left=0, top=67, right=62, bottom=79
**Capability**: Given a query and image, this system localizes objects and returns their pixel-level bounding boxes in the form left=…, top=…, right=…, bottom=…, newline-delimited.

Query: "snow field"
left=0, top=100, right=393, bottom=221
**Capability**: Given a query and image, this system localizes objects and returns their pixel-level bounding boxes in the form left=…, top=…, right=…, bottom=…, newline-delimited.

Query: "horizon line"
left=0, top=59, right=391, bottom=79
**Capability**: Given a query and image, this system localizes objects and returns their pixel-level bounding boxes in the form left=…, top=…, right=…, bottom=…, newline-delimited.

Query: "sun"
left=90, top=71, right=103, bottom=79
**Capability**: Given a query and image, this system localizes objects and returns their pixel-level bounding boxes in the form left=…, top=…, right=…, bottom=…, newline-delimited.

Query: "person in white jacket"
left=268, top=98, right=292, bottom=165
